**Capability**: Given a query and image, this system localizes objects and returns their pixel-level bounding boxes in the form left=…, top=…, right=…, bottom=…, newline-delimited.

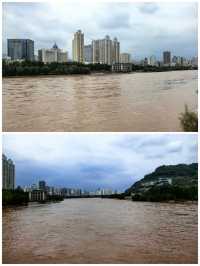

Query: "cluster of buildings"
left=4, top=32, right=198, bottom=70
left=5, top=34, right=198, bottom=70
left=2, top=154, right=119, bottom=202
left=140, top=51, right=198, bottom=67
left=24, top=180, right=118, bottom=202
left=5, top=31, right=131, bottom=66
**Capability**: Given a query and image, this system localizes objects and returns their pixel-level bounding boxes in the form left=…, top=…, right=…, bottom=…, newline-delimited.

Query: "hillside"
left=125, top=163, right=198, bottom=201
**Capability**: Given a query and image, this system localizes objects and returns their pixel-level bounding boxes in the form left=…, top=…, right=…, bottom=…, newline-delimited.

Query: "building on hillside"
left=158, top=177, right=172, bottom=186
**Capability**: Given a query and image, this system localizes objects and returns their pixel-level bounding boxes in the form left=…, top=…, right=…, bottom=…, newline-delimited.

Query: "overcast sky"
left=2, top=1, right=198, bottom=60
left=3, top=134, right=198, bottom=191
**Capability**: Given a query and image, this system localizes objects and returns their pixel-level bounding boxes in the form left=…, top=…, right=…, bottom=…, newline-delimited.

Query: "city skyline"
left=3, top=134, right=198, bottom=191
left=3, top=2, right=198, bottom=60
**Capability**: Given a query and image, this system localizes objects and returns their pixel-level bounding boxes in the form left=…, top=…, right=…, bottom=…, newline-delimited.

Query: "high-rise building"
left=72, top=30, right=84, bottom=63
left=2, top=154, right=15, bottom=190
left=163, top=51, right=171, bottom=65
left=112, top=37, right=120, bottom=63
left=92, top=35, right=115, bottom=65
left=92, top=40, right=100, bottom=64
left=38, top=43, right=68, bottom=63
left=84, top=44, right=92, bottom=63
left=120, top=53, right=131, bottom=63
left=149, top=55, right=157, bottom=66
left=99, top=35, right=112, bottom=65
left=7, top=39, right=34, bottom=61
left=38, top=180, right=46, bottom=191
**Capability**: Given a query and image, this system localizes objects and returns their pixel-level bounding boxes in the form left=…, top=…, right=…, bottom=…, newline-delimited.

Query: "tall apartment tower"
left=112, top=37, right=120, bottom=63
left=84, top=45, right=93, bottom=63
left=163, top=51, right=171, bottom=65
left=7, top=39, right=34, bottom=61
left=92, top=40, right=100, bottom=64
left=2, top=154, right=15, bottom=190
left=100, top=35, right=112, bottom=65
left=72, top=30, right=84, bottom=63
left=92, top=36, right=120, bottom=65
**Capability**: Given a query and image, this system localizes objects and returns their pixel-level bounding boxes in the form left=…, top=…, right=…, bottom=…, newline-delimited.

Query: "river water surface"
left=3, top=199, right=198, bottom=263
left=3, top=70, right=197, bottom=132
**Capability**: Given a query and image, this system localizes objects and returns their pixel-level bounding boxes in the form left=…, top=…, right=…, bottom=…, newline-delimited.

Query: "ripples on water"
left=3, top=70, right=197, bottom=132
left=3, top=199, right=198, bottom=263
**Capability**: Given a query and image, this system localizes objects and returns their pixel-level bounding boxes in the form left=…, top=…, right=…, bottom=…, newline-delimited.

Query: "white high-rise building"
left=92, top=35, right=119, bottom=65
left=120, top=53, right=131, bottom=63
left=99, top=35, right=112, bottom=65
left=72, top=30, right=84, bottom=63
left=38, top=43, right=68, bottom=63
left=149, top=55, right=156, bottom=66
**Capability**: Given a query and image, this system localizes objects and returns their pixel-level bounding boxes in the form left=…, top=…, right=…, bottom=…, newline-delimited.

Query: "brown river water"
left=3, top=199, right=198, bottom=263
left=3, top=70, right=197, bottom=132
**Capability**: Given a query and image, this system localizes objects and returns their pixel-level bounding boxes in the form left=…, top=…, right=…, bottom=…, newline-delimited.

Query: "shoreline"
left=2, top=198, right=198, bottom=208
left=2, top=69, right=197, bottom=79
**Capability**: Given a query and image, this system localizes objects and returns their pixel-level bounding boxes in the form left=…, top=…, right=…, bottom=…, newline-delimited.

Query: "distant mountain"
left=125, top=163, right=198, bottom=201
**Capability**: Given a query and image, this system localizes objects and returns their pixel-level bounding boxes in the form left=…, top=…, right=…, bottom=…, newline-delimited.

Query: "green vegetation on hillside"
left=131, top=185, right=198, bottom=202
left=125, top=163, right=198, bottom=202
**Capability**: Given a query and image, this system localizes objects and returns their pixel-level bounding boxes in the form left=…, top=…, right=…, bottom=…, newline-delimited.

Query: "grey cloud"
left=2, top=134, right=198, bottom=191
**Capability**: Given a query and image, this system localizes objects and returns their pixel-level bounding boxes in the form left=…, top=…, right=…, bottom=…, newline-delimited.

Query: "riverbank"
left=2, top=189, right=64, bottom=206
left=3, top=60, right=196, bottom=77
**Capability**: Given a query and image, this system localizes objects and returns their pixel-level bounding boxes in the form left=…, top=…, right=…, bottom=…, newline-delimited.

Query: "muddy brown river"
left=2, top=199, right=198, bottom=263
left=3, top=70, right=197, bottom=132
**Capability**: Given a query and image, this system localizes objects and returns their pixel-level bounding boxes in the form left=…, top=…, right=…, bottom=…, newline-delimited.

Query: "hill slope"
left=125, top=163, right=198, bottom=201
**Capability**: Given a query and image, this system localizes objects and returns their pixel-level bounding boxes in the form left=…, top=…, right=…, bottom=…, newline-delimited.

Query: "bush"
left=179, top=105, right=198, bottom=132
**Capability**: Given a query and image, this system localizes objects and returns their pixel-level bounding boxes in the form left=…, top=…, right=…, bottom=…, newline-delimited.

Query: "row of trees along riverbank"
left=2, top=60, right=197, bottom=77
left=2, top=189, right=64, bottom=206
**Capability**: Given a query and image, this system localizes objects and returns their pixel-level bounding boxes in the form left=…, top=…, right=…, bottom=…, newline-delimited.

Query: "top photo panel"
left=2, top=1, right=198, bottom=132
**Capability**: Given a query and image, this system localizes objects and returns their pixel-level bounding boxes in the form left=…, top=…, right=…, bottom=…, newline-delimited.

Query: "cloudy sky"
left=3, top=134, right=198, bottom=191
left=3, top=1, right=198, bottom=60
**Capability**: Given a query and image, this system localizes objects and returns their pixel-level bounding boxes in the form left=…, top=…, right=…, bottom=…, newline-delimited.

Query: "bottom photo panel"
left=2, top=133, right=198, bottom=264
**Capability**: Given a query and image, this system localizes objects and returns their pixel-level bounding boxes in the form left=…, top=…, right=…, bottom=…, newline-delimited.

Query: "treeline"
left=3, top=189, right=29, bottom=206
left=131, top=185, right=198, bottom=202
left=2, top=60, right=111, bottom=77
left=132, top=64, right=197, bottom=72
left=3, top=60, right=196, bottom=77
